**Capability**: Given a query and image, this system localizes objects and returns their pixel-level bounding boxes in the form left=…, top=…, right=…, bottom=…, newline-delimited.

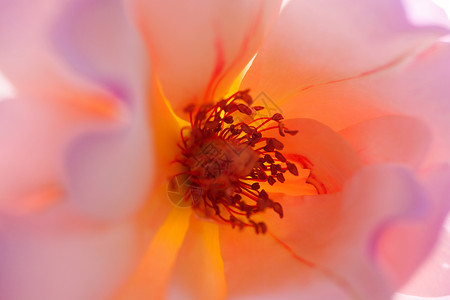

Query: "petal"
left=168, top=217, right=227, bottom=300
left=219, top=220, right=351, bottom=300
left=220, top=164, right=430, bottom=299
left=52, top=0, right=148, bottom=105
left=363, top=42, right=450, bottom=165
left=65, top=107, right=153, bottom=219
left=0, top=0, right=164, bottom=220
left=0, top=82, right=122, bottom=215
left=0, top=99, right=67, bottom=213
left=114, top=208, right=191, bottom=300
left=339, top=115, right=432, bottom=168
left=392, top=165, right=450, bottom=296
left=0, top=0, right=64, bottom=80
left=264, top=118, right=362, bottom=195
left=0, top=208, right=145, bottom=300
left=242, top=0, right=447, bottom=104
left=0, top=71, right=154, bottom=220
left=253, top=42, right=450, bottom=166
left=126, top=0, right=282, bottom=116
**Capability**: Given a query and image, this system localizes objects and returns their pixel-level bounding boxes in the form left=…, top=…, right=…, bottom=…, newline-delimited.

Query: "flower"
left=1, top=0, right=450, bottom=300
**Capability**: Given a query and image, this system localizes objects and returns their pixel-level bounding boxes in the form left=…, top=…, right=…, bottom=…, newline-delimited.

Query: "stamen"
left=172, top=90, right=311, bottom=234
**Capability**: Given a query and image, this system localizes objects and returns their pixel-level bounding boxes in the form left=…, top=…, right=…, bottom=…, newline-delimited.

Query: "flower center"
left=171, top=90, right=300, bottom=234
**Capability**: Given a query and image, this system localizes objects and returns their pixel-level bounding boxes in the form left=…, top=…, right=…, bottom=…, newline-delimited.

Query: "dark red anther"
left=272, top=113, right=284, bottom=121
left=276, top=173, right=285, bottom=183
left=278, top=122, right=285, bottom=137
left=251, top=182, right=260, bottom=190
left=235, top=89, right=252, bottom=104
left=258, top=222, right=267, bottom=234
left=264, top=145, right=275, bottom=152
left=230, top=124, right=241, bottom=135
left=286, top=161, right=299, bottom=176
left=241, top=123, right=254, bottom=134
left=223, top=115, right=234, bottom=124
left=237, top=103, right=252, bottom=115
left=253, top=132, right=262, bottom=139
left=196, top=110, right=207, bottom=121
left=250, top=220, right=260, bottom=234
left=259, top=162, right=268, bottom=170
left=251, top=132, right=262, bottom=143
left=284, top=129, right=299, bottom=136
left=248, top=134, right=260, bottom=147
left=268, top=176, right=276, bottom=185
left=184, top=103, right=196, bottom=113
left=230, top=215, right=244, bottom=230
left=259, top=189, right=269, bottom=201
left=205, top=119, right=220, bottom=129
left=245, top=207, right=253, bottom=219
left=217, top=99, right=227, bottom=109
left=264, top=154, right=274, bottom=164
left=256, top=168, right=267, bottom=180
left=270, top=138, right=284, bottom=150
left=229, top=215, right=237, bottom=227
left=225, top=103, right=237, bottom=113
left=275, top=151, right=286, bottom=162
left=272, top=202, right=284, bottom=218
left=270, top=164, right=278, bottom=176
left=257, top=198, right=270, bottom=211
left=232, top=194, right=242, bottom=204
left=253, top=106, right=264, bottom=111
left=213, top=203, right=221, bottom=215
left=238, top=200, right=248, bottom=210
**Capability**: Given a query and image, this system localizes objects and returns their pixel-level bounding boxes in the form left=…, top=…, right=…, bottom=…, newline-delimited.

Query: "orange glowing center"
left=172, top=90, right=301, bottom=234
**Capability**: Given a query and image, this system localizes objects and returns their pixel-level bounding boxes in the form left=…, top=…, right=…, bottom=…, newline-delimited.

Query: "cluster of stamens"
left=172, top=90, right=302, bottom=234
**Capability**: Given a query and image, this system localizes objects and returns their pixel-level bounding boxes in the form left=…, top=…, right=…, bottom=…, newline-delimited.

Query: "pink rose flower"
left=1, top=0, right=449, bottom=299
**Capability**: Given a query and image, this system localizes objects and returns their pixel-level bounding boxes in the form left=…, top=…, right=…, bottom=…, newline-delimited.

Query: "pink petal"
left=267, top=118, right=362, bottom=194
left=0, top=1, right=158, bottom=219
left=52, top=0, right=147, bottom=105
left=249, top=42, right=450, bottom=166
left=391, top=165, right=450, bottom=296
left=0, top=81, right=124, bottom=214
left=0, top=74, right=154, bottom=220
left=125, top=0, right=282, bottom=116
left=218, top=218, right=351, bottom=300
left=0, top=99, right=67, bottom=213
left=219, top=164, right=432, bottom=299
left=0, top=208, right=146, bottom=300
left=363, top=42, right=450, bottom=165
left=242, top=0, right=447, bottom=105
left=65, top=109, right=153, bottom=219
left=340, top=115, right=432, bottom=168
left=0, top=0, right=65, bottom=80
